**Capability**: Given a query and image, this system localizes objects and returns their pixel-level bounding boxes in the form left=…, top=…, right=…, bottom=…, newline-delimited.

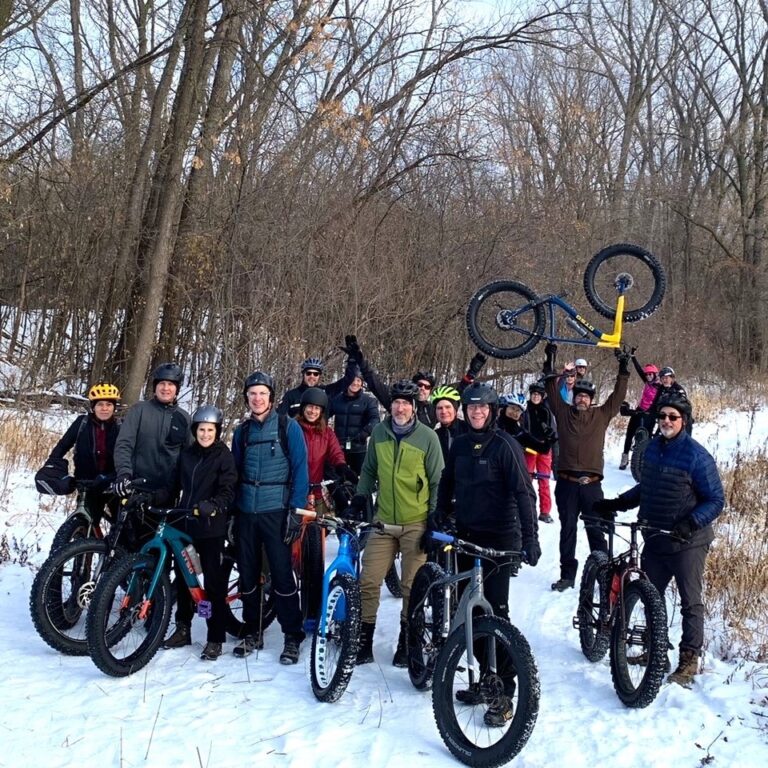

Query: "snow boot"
left=200, top=642, right=222, bottom=661
left=668, top=649, right=699, bottom=687
left=356, top=622, right=375, bottom=665
left=280, top=634, right=302, bottom=665
left=392, top=621, right=408, bottom=668
left=162, top=623, right=191, bottom=649
left=551, top=578, right=575, bottom=592
left=619, top=452, right=629, bottom=470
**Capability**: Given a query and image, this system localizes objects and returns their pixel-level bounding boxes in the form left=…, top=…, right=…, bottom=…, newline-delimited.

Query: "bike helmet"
left=659, top=366, right=675, bottom=378
left=656, top=392, right=692, bottom=420
left=243, top=371, right=275, bottom=401
left=191, top=404, right=224, bottom=438
left=87, top=382, right=120, bottom=403
left=412, top=371, right=436, bottom=387
left=300, top=387, right=329, bottom=411
left=643, top=364, right=659, bottom=375
left=461, top=381, right=499, bottom=425
left=390, top=379, right=419, bottom=403
left=575, top=358, right=588, bottom=368
left=572, top=379, right=596, bottom=400
left=301, top=357, right=324, bottom=373
left=528, top=381, right=546, bottom=396
left=431, top=385, right=461, bottom=407
left=152, top=363, right=183, bottom=391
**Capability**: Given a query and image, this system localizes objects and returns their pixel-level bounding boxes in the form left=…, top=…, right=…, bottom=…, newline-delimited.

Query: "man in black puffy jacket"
left=277, top=355, right=357, bottom=418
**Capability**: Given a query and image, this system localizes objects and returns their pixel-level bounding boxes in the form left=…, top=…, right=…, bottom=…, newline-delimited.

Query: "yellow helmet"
left=87, top=382, right=121, bottom=403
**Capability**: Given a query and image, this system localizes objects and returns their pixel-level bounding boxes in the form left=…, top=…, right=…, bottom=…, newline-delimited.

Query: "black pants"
left=642, top=543, right=709, bottom=653
left=554, top=480, right=607, bottom=581
left=236, top=511, right=304, bottom=640
left=343, top=450, right=365, bottom=477
left=174, top=536, right=228, bottom=643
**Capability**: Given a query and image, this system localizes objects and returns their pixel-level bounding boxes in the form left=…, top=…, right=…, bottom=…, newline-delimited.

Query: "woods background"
left=1, top=0, right=766, bottom=409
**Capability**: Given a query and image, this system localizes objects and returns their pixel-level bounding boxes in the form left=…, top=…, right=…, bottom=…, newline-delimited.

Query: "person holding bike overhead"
left=593, top=393, right=724, bottom=686
left=161, top=405, right=238, bottom=660
left=277, top=355, right=357, bottom=419
left=232, top=371, right=309, bottom=664
left=619, top=355, right=659, bottom=470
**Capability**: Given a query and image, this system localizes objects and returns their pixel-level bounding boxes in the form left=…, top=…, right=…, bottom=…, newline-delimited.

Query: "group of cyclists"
left=37, top=334, right=721, bottom=689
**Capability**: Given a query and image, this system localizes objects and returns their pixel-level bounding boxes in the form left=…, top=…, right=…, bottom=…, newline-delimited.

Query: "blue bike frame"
left=317, top=529, right=359, bottom=637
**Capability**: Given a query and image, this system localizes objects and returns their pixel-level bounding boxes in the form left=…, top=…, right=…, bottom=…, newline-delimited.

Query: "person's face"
left=435, top=401, right=456, bottom=426
left=155, top=380, right=177, bottom=404
left=657, top=408, right=684, bottom=439
left=576, top=366, right=587, bottom=377
left=303, top=369, right=322, bottom=387
left=391, top=397, right=415, bottom=426
left=92, top=400, right=116, bottom=421
left=303, top=404, right=322, bottom=423
left=196, top=422, right=217, bottom=447
left=530, top=391, right=543, bottom=405
left=574, top=392, right=592, bottom=411
left=415, top=380, right=432, bottom=402
left=347, top=376, right=363, bottom=395
left=660, top=374, right=674, bottom=387
left=645, top=372, right=656, bottom=381
left=466, top=403, right=490, bottom=430
left=507, top=404, right=523, bottom=422
left=246, top=385, right=272, bottom=419
left=564, top=371, right=576, bottom=389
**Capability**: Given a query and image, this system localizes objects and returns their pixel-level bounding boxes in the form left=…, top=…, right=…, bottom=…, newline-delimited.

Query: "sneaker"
left=162, top=623, right=191, bottom=649
left=483, top=696, right=513, bottom=727
left=233, top=634, right=262, bottom=658
left=455, top=684, right=485, bottom=705
left=551, top=578, right=575, bottom=592
left=280, top=635, right=301, bottom=665
left=619, top=453, right=629, bottom=470
left=538, top=513, right=554, bottom=524
left=200, top=641, right=222, bottom=661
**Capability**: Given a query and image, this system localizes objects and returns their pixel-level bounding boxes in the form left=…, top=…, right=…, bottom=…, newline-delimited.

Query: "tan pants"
left=359, top=522, right=426, bottom=624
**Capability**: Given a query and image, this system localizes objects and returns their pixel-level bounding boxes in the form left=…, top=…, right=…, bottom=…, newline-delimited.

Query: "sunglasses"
left=564, top=372, right=576, bottom=378
left=304, top=370, right=321, bottom=377
left=417, top=382, right=432, bottom=390
left=657, top=413, right=681, bottom=422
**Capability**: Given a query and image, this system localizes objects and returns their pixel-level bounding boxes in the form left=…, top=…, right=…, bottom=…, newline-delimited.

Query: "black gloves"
left=337, top=464, right=358, bottom=484
left=195, top=500, right=218, bottom=517
left=543, top=342, right=557, bottom=376
left=466, top=352, right=487, bottom=379
left=522, top=536, right=541, bottom=567
left=671, top=516, right=697, bottom=541
left=619, top=400, right=633, bottom=417
left=113, top=475, right=133, bottom=498
left=615, top=347, right=631, bottom=375
left=540, top=425, right=557, bottom=444
left=592, top=498, right=622, bottom=520
left=283, top=507, right=303, bottom=545
left=347, top=494, right=368, bottom=521
left=340, top=334, right=363, bottom=363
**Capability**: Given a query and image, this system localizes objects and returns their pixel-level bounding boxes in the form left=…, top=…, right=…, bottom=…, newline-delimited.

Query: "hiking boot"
left=538, top=513, right=554, bottom=524
left=162, top=623, right=191, bottom=649
left=200, top=642, right=222, bottom=661
left=392, top=621, right=408, bottom=668
left=628, top=651, right=672, bottom=673
left=619, top=453, right=629, bottom=470
left=668, top=649, right=699, bottom=687
left=455, top=684, right=485, bottom=706
left=280, top=634, right=302, bottom=665
left=356, top=621, right=375, bottom=665
left=233, top=633, right=262, bottom=658
left=483, top=696, right=513, bottom=727
left=551, top=578, right=575, bottom=592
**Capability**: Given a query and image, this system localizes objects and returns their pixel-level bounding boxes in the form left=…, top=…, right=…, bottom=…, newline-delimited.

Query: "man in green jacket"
left=349, top=379, right=444, bottom=667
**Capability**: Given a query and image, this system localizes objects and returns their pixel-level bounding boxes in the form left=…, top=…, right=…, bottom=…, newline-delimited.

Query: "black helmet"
left=243, top=371, right=275, bottom=401
left=528, top=381, right=546, bottom=396
left=656, top=392, right=692, bottom=420
left=572, top=379, right=596, bottom=400
left=152, top=362, right=183, bottom=391
left=659, top=366, right=675, bottom=378
left=460, top=381, right=499, bottom=427
left=300, top=387, right=328, bottom=411
left=301, top=357, right=324, bottom=373
left=191, top=404, right=224, bottom=438
left=412, top=371, right=436, bottom=387
left=390, top=379, right=419, bottom=402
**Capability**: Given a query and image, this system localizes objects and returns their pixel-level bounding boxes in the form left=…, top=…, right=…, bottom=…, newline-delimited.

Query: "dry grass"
left=0, top=408, right=62, bottom=470
left=705, top=446, right=768, bottom=661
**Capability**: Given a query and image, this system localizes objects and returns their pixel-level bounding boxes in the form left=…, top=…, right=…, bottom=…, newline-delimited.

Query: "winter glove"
left=543, top=342, right=557, bottom=376
left=113, top=475, right=133, bottom=498
left=540, top=424, right=556, bottom=443
left=615, top=347, right=631, bottom=375
left=337, top=464, right=359, bottom=484
left=283, top=507, right=303, bottom=545
left=195, top=500, right=218, bottom=517
left=619, top=400, right=633, bottom=417
left=592, top=498, right=622, bottom=520
left=466, top=352, right=487, bottom=379
left=671, top=516, right=697, bottom=541
left=340, top=334, right=363, bottom=363
left=522, top=536, right=541, bottom=567
left=346, top=494, right=368, bottom=522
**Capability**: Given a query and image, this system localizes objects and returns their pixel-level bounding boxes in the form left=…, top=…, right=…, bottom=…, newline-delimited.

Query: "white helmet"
left=575, top=358, right=588, bottom=368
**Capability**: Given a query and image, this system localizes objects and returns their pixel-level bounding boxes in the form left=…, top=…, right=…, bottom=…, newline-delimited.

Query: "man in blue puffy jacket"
left=594, top=393, right=724, bottom=687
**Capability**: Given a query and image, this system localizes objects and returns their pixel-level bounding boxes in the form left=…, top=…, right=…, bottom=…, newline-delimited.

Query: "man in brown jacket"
left=543, top=343, right=630, bottom=591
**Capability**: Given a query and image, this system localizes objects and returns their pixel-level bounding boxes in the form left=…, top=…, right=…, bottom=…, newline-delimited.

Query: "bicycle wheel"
left=30, top=538, right=123, bottom=655
left=583, top=243, right=666, bottom=322
left=49, top=513, right=93, bottom=554
left=310, top=573, right=361, bottom=703
left=86, top=553, right=172, bottom=677
left=408, top=562, right=446, bottom=690
left=301, top=522, right=324, bottom=623
left=385, top=553, right=403, bottom=598
left=630, top=429, right=650, bottom=482
left=466, top=280, right=546, bottom=360
left=609, top=578, right=668, bottom=708
left=222, top=549, right=277, bottom=639
left=432, top=616, right=539, bottom=767
left=576, top=551, right=611, bottom=662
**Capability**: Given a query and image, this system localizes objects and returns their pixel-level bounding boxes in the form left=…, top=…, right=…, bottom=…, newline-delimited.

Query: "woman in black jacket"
left=162, top=405, right=237, bottom=660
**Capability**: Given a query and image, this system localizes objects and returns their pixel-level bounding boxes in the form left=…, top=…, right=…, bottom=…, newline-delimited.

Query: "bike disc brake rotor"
left=614, top=272, right=634, bottom=293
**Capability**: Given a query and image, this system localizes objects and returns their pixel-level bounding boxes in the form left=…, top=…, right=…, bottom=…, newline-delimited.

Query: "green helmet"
left=430, top=385, right=461, bottom=408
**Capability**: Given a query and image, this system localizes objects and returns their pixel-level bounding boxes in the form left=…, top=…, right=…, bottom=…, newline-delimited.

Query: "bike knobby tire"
left=407, top=562, right=446, bottom=690
left=86, top=552, right=172, bottom=677
left=583, top=243, right=666, bottom=322
left=466, top=280, right=545, bottom=360
left=432, top=616, right=540, bottom=768
left=385, top=554, right=403, bottom=598
left=49, top=513, right=93, bottom=555
left=30, top=538, right=123, bottom=656
left=577, top=551, right=611, bottom=662
left=310, top=573, right=361, bottom=703
left=630, top=429, right=650, bottom=483
left=609, top=579, right=668, bottom=708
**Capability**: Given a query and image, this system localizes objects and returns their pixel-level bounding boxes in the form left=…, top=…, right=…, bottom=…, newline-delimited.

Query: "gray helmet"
left=191, top=404, right=224, bottom=438
left=301, top=357, right=324, bottom=373
left=572, top=379, right=596, bottom=400
left=390, top=379, right=419, bottom=402
left=300, top=387, right=328, bottom=411
left=243, top=371, right=275, bottom=402
left=659, top=366, right=675, bottom=378
left=461, top=381, right=499, bottom=426
left=152, top=363, right=183, bottom=391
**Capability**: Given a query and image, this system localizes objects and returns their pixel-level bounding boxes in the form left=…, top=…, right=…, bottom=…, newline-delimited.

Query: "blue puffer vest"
left=234, top=412, right=290, bottom=514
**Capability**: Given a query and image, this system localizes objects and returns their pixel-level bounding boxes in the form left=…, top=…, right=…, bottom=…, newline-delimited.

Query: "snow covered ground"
left=1, top=409, right=766, bottom=768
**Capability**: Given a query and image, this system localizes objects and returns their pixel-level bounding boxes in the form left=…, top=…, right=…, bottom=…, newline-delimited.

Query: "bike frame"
left=316, top=526, right=360, bottom=637
left=537, top=292, right=625, bottom=349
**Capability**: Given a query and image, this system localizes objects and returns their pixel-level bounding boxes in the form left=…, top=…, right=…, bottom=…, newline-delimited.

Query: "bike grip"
left=296, top=508, right=317, bottom=518
left=431, top=531, right=454, bottom=543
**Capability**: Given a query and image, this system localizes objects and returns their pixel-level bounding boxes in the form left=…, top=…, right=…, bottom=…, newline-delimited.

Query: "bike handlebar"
left=429, top=531, right=522, bottom=560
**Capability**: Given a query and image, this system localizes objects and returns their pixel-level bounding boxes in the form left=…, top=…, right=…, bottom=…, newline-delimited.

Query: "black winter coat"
left=173, top=441, right=238, bottom=539
left=49, top=414, right=120, bottom=481
left=497, top=413, right=549, bottom=454
left=277, top=361, right=357, bottom=418
left=434, top=418, right=470, bottom=463
left=328, top=389, right=380, bottom=453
